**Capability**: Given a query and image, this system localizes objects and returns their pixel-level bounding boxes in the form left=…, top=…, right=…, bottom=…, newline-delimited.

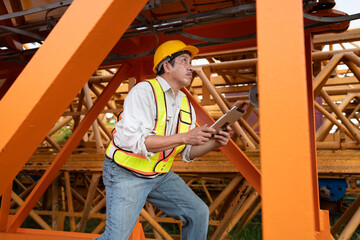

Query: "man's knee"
left=188, top=200, right=209, bottom=223
left=198, top=201, right=209, bottom=220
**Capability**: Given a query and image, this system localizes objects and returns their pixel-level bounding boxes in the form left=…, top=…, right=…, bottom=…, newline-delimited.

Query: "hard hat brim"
left=179, top=45, right=199, bottom=59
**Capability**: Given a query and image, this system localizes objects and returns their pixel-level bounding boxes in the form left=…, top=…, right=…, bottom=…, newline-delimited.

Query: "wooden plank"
left=22, top=149, right=360, bottom=174
left=77, top=173, right=101, bottom=232
left=314, top=29, right=360, bottom=46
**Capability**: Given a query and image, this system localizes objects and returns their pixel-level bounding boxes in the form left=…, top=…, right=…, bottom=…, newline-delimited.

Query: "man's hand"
left=183, top=124, right=216, bottom=146
left=213, top=125, right=233, bottom=147
left=188, top=125, right=233, bottom=159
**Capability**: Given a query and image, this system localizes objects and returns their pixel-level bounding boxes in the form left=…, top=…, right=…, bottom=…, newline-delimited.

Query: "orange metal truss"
left=0, top=0, right=348, bottom=239
left=257, top=0, right=330, bottom=239
left=183, top=88, right=261, bottom=193
left=0, top=0, right=147, bottom=195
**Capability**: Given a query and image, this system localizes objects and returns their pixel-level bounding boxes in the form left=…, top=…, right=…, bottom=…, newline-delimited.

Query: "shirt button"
left=172, top=103, right=175, bottom=106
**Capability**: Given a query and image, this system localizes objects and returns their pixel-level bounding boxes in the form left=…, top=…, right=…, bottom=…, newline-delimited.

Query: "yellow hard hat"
left=153, top=40, right=199, bottom=73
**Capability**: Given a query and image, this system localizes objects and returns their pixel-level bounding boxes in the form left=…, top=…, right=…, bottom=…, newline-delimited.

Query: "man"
left=95, top=40, right=232, bottom=240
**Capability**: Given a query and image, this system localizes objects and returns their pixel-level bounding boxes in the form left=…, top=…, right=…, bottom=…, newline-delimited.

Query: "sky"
left=336, top=0, right=360, bottom=29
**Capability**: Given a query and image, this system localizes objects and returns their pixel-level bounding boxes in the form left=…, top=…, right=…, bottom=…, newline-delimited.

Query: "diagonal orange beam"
left=6, top=63, right=133, bottom=232
left=182, top=88, right=261, bottom=193
left=0, top=0, right=147, bottom=196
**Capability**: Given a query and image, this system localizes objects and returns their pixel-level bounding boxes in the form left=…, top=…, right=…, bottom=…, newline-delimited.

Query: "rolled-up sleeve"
left=113, top=83, right=156, bottom=158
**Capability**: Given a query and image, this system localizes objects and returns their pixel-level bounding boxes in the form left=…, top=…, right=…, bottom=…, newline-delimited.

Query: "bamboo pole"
left=73, top=90, right=85, bottom=130
left=193, top=48, right=360, bottom=70
left=343, top=59, right=360, bottom=82
left=48, top=116, right=73, bottom=136
left=140, top=209, right=173, bottom=240
left=220, top=91, right=260, bottom=144
left=194, top=67, right=256, bottom=150
left=348, top=103, right=360, bottom=120
left=10, top=182, right=37, bottom=208
left=51, top=179, right=59, bottom=230
left=71, top=187, right=86, bottom=205
left=240, top=200, right=261, bottom=229
left=219, top=192, right=260, bottom=240
left=83, top=83, right=105, bottom=153
left=11, top=191, right=52, bottom=231
left=84, top=175, right=106, bottom=204
left=64, top=172, right=76, bottom=231
left=145, top=202, right=163, bottom=239
left=89, top=83, right=115, bottom=110
left=210, top=182, right=252, bottom=240
left=313, top=54, right=344, bottom=98
left=96, top=116, right=112, bottom=140
left=312, top=48, right=360, bottom=61
left=199, top=178, right=217, bottom=215
left=316, top=141, right=360, bottom=150
left=92, top=220, right=106, bottom=234
left=92, top=189, right=106, bottom=206
left=57, top=212, right=65, bottom=231
left=320, top=90, right=360, bottom=143
left=45, top=135, right=61, bottom=151
left=331, top=196, right=360, bottom=236
left=344, top=52, right=360, bottom=68
left=338, top=206, right=360, bottom=240
left=88, top=75, right=113, bottom=83
left=314, top=101, right=355, bottom=140
left=77, top=173, right=101, bottom=232
left=90, top=197, right=106, bottom=215
left=208, top=175, right=243, bottom=215
left=13, top=178, right=26, bottom=191
left=316, top=94, right=354, bottom=141
left=326, top=88, right=360, bottom=96
left=243, top=104, right=254, bottom=121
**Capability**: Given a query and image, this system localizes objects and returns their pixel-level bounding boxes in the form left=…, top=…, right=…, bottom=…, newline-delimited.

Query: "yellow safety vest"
left=106, top=79, right=192, bottom=176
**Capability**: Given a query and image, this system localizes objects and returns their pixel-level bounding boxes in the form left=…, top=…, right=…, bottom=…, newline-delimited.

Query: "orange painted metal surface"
left=257, top=0, right=329, bottom=239
left=305, top=33, right=321, bottom=232
left=6, top=63, right=133, bottom=232
left=0, top=0, right=147, bottom=196
left=0, top=230, right=98, bottom=240
left=183, top=88, right=261, bottom=193
left=128, top=219, right=146, bottom=240
left=0, top=183, right=12, bottom=231
left=0, top=0, right=348, bottom=238
left=0, top=228, right=156, bottom=240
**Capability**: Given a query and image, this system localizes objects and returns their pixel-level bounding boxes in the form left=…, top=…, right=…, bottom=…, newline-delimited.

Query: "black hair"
left=156, top=50, right=191, bottom=75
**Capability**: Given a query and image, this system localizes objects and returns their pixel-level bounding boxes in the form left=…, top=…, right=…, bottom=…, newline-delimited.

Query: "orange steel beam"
left=0, top=183, right=12, bottom=231
left=0, top=228, right=100, bottom=240
left=305, top=34, right=330, bottom=240
left=0, top=228, right=156, bottom=240
left=257, top=0, right=329, bottom=239
left=182, top=88, right=261, bottom=193
left=0, top=0, right=147, bottom=196
left=305, top=34, right=322, bottom=231
left=6, top=63, right=133, bottom=232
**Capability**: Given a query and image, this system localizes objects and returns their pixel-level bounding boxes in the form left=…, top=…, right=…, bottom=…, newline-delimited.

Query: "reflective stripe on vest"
left=106, top=79, right=192, bottom=176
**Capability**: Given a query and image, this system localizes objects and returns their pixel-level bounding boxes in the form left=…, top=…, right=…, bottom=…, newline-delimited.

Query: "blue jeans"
left=94, top=156, right=209, bottom=240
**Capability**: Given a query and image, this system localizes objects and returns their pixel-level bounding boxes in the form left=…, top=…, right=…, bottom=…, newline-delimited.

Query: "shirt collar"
left=156, top=76, right=185, bottom=98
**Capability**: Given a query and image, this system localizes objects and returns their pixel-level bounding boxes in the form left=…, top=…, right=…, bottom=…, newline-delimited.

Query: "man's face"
left=167, top=53, right=193, bottom=88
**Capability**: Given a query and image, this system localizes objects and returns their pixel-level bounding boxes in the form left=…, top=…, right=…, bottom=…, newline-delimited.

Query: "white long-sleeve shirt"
left=113, top=76, right=196, bottom=163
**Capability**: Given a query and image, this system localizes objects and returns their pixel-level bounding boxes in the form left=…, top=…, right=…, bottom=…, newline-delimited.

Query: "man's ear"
left=163, top=61, right=172, bottom=73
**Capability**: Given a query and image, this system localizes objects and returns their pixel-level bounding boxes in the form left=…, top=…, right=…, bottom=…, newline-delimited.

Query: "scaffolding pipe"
left=194, top=68, right=256, bottom=150
left=338, top=206, right=360, bottom=240
left=320, top=90, right=360, bottom=143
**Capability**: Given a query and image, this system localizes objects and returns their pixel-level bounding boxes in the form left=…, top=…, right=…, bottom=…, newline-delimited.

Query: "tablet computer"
left=210, top=106, right=245, bottom=131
